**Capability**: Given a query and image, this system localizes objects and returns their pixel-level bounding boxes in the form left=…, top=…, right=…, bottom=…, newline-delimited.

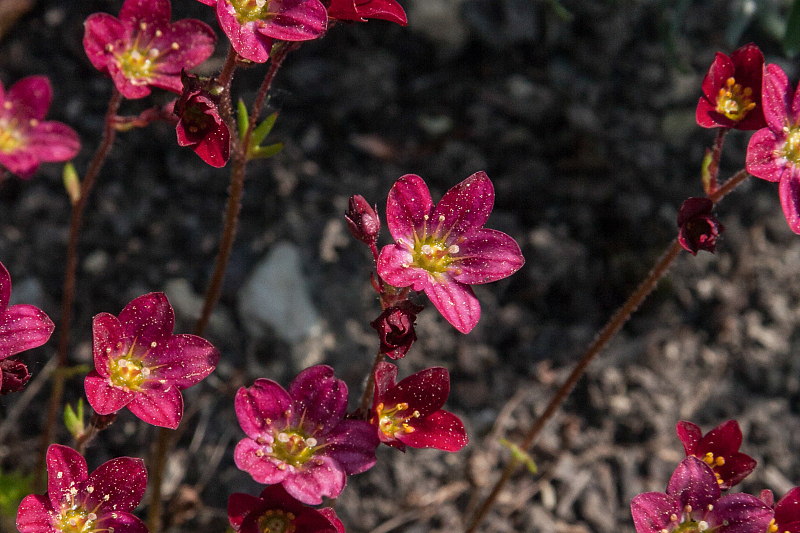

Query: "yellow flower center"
left=258, top=510, right=296, bottom=533
left=375, top=402, right=419, bottom=438
left=403, top=214, right=464, bottom=276
left=109, top=22, right=179, bottom=85
left=0, top=115, right=25, bottom=153
left=231, top=0, right=279, bottom=23
left=58, top=508, right=97, bottom=533
left=108, top=339, right=152, bottom=391
left=715, top=77, right=756, bottom=122
left=269, top=430, right=318, bottom=467
left=701, top=452, right=726, bottom=485
left=784, top=126, right=800, bottom=165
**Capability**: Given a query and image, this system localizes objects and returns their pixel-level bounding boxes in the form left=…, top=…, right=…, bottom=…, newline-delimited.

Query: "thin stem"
left=356, top=353, right=385, bottom=418
left=146, top=427, right=172, bottom=533
left=705, top=128, right=728, bottom=194
left=464, top=169, right=750, bottom=533
left=34, top=88, right=123, bottom=491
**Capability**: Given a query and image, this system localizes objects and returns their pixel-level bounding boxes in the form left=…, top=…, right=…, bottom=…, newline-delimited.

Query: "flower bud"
left=0, top=358, right=30, bottom=394
left=370, top=301, right=423, bottom=359
left=345, top=195, right=381, bottom=244
left=677, top=197, right=724, bottom=255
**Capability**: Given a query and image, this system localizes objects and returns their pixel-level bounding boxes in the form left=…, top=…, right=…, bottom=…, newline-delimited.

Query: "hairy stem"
left=35, top=88, right=123, bottom=491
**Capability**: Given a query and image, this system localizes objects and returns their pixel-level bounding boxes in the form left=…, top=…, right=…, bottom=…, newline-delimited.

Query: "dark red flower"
left=370, top=301, right=423, bottom=360
left=327, top=0, right=407, bottom=25
left=0, top=358, right=30, bottom=395
left=345, top=194, right=380, bottom=245
left=174, top=71, right=230, bottom=168
left=677, top=197, right=724, bottom=255
left=761, top=487, right=800, bottom=533
left=676, top=420, right=756, bottom=490
left=696, top=43, right=766, bottom=130
left=371, top=362, right=467, bottom=452
left=228, top=485, right=344, bottom=533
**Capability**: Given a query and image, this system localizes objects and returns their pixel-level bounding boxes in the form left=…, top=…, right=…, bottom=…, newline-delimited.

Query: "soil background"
left=2, top=0, right=800, bottom=532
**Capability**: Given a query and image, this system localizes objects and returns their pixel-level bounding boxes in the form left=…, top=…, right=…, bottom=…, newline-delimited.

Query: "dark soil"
left=2, top=0, right=800, bottom=532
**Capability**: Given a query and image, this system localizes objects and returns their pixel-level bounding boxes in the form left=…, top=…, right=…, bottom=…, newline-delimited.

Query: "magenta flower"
left=376, top=172, right=525, bottom=334
left=631, top=456, right=772, bottom=533
left=676, top=420, right=756, bottom=490
left=327, top=0, right=407, bottom=25
left=370, top=301, right=423, bottom=360
left=228, top=485, right=345, bottom=533
left=83, top=0, right=216, bottom=99
left=196, top=0, right=327, bottom=63
left=84, top=292, right=220, bottom=429
left=677, top=197, right=725, bottom=256
left=174, top=71, right=230, bottom=168
left=696, top=43, right=766, bottom=130
left=234, top=365, right=379, bottom=505
left=16, top=444, right=147, bottom=533
left=371, top=362, right=467, bottom=452
left=745, top=64, right=800, bottom=233
left=761, top=487, right=800, bottom=533
left=0, top=76, right=80, bottom=180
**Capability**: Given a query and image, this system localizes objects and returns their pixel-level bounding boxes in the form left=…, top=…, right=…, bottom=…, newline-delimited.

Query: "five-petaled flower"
left=228, top=484, right=345, bottom=533
left=745, top=64, right=800, bottom=234
left=174, top=71, right=230, bottom=168
left=234, top=365, right=379, bottom=505
left=377, top=172, right=525, bottom=334
left=326, top=0, right=407, bottom=25
left=0, top=76, right=80, bottom=180
left=371, top=362, right=467, bottom=452
left=631, top=456, right=772, bottom=533
left=84, top=292, right=220, bottom=429
left=676, top=420, right=756, bottom=490
left=83, top=0, right=216, bottom=99
left=696, top=43, right=766, bottom=130
left=196, top=0, right=327, bottom=63
left=677, top=197, right=725, bottom=256
left=16, top=444, right=148, bottom=533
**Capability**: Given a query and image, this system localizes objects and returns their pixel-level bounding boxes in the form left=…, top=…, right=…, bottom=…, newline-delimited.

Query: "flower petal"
left=227, top=492, right=263, bottom=530
left=280, top=454, right=346, bottom=504
left=707, top=493, right=773, bottom=533
left=92, top=312, right=127, bottom=377
left=120, top=0, right=172, bottom=27
left=781, top=174, right=800, bottom=234
left=376, top=244, right=428, bottom=291
left=353, top=0, right=407, bottom=24
left=235, top=379, right=293, bottom=439
left=631, top=492, right=680, bottom=533
left=16, top=494, right=53, bottom=533
left=675, top=420, right=702, bottom=456
left=85, top=371, right=135, bottom=414
left=7, top=76, right=52, bottom=122
left=287, top=365, right=348, bottom=435
left=383, top=367, right=449, bottom=416
left=0, top=304, right=54, bottom=359
left=762, top=63, right=791, bottom=134
left=746, top=127, right=785, bottom=183
left=0, top=149, right=39, bottom=179
left=217, top=1, right=272, bottom=63
left=118, top=292, right=175, bottom=344
left=82, top=13, right=128, bottom=74
left=97, top=512, right=149, bottom=533
left=234, top=438, right=289, bottom=484
left=152, top=333, right=219, bottom=389
left=126, top=384, right=183, bottom=428
left=399, top=409, right=468, bottom=452
left=424, top=275, right=481, bottom=333
left=775, top=487, right=800, bottom=529
left=431, top=171, right=494, bottom=240
left=701, top=53, right=734, bottom=102
left=0, top=261, right=9, bottom=311
left=385, top=174, right=434, bottom=244
left=323, top=419, right=379, bottom=475
left=449, top=228, right=524, bottom=285
left=666, top=456, right=720, bottom=512
left=259, top=0, right=327, bottom=41
left=46, top=444, right=88, bottom=511
left=85, top=456, right=147, bottom=513
left=26, top=122, right=81, bottom=163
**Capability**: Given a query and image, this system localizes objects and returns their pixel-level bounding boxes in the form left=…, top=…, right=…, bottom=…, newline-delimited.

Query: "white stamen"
left=305, top=437, right=317, bottom=447
left=447, top=244, right=459, bottom=254
left=277, top=432, right=290, bottom=443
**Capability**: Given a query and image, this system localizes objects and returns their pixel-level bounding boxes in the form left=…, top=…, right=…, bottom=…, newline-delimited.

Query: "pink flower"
left=228, top=485, right=345, bottom=533
left=0, top=259, right=54, bottom=362
left=676, top=420, right=756, bottom=490
left=371, top=362, right=467, bottom=452
left=0, top=76, right=80, bottom=180
left=196, top=0, right=327, bottom=63
left=327, top=0, right=407, bottom=25
left=631, top=456, right=772, bottom=533
left=696, top=43, right=766, bottom=130
left=84, top=292, right=220, bottom=429
left=234, top=365, right=379, bottom=505
left=376, top=172, right=525, bottom=333
left=16, top=444, right=147, bottom=533
left=676, top=197, right=724, bottom=256
left=83, top=0, right=216, bottom=99
left=745, top=64, right=800, bottom=234
left=174, top=71, right=230, bottom=167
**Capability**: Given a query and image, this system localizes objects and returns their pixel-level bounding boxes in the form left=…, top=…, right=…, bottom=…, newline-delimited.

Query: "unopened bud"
left=677, top=197, right=724, bottom=255
left=345, top=195, right=380, bottom=244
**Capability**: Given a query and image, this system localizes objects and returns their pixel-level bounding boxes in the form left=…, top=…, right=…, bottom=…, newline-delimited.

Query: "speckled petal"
left=631, top=492, right=680, bottom=533
left=85, top=456, right=147, bottom=512
left=424, top=276, right=480, bottom=334
left=16, top=494, right=53, bottom=533
left=0, top=304, right=54, bottom=359
left=288, top=365, right=348, bottom=435
left=385, top=174, right=434, bottom=244
left=235, top=378, right=293, bottom=439
left=280, top=454, right=346, bottom=505
left=85, top=371, right=135, bottom=414
left=46, top=444, right=88, bottom=512
left=118, top=292, right=175, bottom=344
left=234, top=438, right=290, bottom=484
left=323, top=419, right=379, bottom=475
left=152, top=333, right=219, bottom=389
left=449, top=228, right=524, bottom=285
left=431, top=171, right=494, bottom=240
left=127, top=384, right=183, bottom=428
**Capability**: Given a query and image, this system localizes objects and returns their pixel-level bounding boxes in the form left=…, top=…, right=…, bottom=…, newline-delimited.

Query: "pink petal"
left=97, top=512, right=149, bottom=533
left=383, top=367, right=449, bottom=416
left=431, top=171, right=494, bottom=240
left=449, top=228, right=524, bottom=285
left=7, top=76, right=52, bottom=122
left=0, top=150, right=39, bottom=179
left=149, top=19, right=217, bottom=76
left=16, top=494, right=54, bottom=533
left=0, top=261, right=9, bottom=311
left=696, top=97, right=730, bottom=129
left=152, top=334, right=219, bottom=389
left=0, top=304, right=55, bottom=358
left=399, top=410, right=468, bottom=452
left=385, top=174, right=434, bottom=244
left=118, top=292, right=175, bottom=344
left=701, top=52, right=734, bottom=102
left=85, top=371, right=134, bottom=414
left=746, top=127, right=785, bottom=183
left=280, top=455, right=346, bottom=504
left=119, top=0, right=172, bottom=27
left=234, top=438, right=289, bottom=484
left=190, top=119, right=230, bottom=168
left=108, top=64, right=154, bottom=99
left=217, top=1, right=272, bottom=63
left=780, top=175, right=800, bottom=234
left=716, top=452, right=757, bottom=489
left=85, top=456, right=147, bottom=512
left=227, top=492, right=262, bottom=530
left=235, top=379, right=292, bottom=439
left=666, top=456, right=720, bottom=511
left=675, top=420, right=702, bottom=456
left=127, top=385, right=183, bottom=428
left=26, top=122, right=81, bottom=162
left=631, top=492, right=680, bottom=533
left=323, top=420, right=379, bottom=475
left=288, top=365, right=348, bottom=435
left=376, top=244, right=428, bottom=291
left=373, top=361, right=398, bottom=399
left=707, top=493, right=773, bottom=533
left=318, top=508, right=346, bottom=533
left=259, top=0, right=327, bottom=41
left=424, top=276, right=481, bottom=333
left=698, top=420, right=742, bottom=456
left=92, top=312, right=128, bottom=376
left=762, top=63, right=791, bottom=133
left=46, top=444, right=88, bottom=511
left=82, top=13, right=128, bottom=73
left=353, top=0, right=407, bottom=24
left=775, top=487, right=800, bottom=528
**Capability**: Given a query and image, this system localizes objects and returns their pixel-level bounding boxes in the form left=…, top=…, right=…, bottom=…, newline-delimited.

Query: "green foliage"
left=499, top=438, right=538, bottom=474
left=62, top=162, right=80, bottom=205
left=0, top=469, right=33, bottom=519
left=64, top=398, right=85, bottom=439
left=237, top=99, right=283, bottom=161
left=784, top=0, right=800, bottom=56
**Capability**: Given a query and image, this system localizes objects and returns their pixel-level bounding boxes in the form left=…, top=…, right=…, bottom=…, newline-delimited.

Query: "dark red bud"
left=0, top=358, right=30, bottom=394
left=370, top=301, right=423, bottom=359
left=677, top=197, right=725, bottom=255
left=345, top=195, right=381, bottom=244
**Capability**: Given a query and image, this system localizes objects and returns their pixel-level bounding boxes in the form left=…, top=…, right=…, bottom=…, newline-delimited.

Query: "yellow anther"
left=715, top=456, right=725, bottom=466
left=155, top=29, right=162, bottom=37
left=171, top=42, right=179, bottom=50
left=402, top=423, right=414, bottom=433
left=29, top=119, right=38, bottom=127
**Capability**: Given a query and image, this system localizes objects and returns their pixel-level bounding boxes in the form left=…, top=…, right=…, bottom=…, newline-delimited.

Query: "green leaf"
left=0, top=469, right=33, bottom=519
left=237, top=99, right=249, bottom=141
left=250, top=112, right=279, bottom=149
left=62, top=162, right=81, bottom=205
left=249, top=143, right=283, bottom=160
left=64, top=398, right=85, bottom=438
left=499, top=438, right=538, bottom=474
left=785, top=0, right=800, bottom=57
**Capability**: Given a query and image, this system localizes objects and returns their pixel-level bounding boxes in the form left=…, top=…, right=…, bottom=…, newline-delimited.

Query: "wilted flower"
left=326, top=0, right=407, bottom=25
left=631, top=456, right=772, bottom=533
left=370, top=301, right=423, bottom=360
left=676, top=420, right=756, bottom=489
left=677, top=197, right=725, bottom=255
left=377, top=172, right=524, bottom=333
left=174, top=71, right=230, bottom=167
left=83, top=0, right=216, bottom=99
left=196, top=0, right=327, bottom=63
left=16, top=444, right=147, bottom=533
left=746, top=64, right=800, bottom=234
left=371, top=362, right=467, bottom=452
left=696, top=43, right=766, bottom=130
left=228, top=485, right=345, bottom=533
left=84, top=292, right=220, bottom=429
left=0, top=76, right=80, bottom=180
left=234, top=365, right=379, bottom=504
